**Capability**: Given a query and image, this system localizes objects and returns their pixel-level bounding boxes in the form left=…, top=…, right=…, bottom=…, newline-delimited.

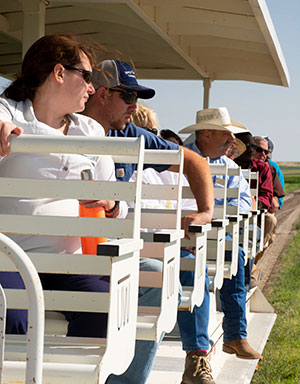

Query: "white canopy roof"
left=0, top=0, right=289, bottom=88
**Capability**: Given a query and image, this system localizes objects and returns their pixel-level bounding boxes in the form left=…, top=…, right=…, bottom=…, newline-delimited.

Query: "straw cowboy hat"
left=232, top=138, right=247, bottom=158
left=179, top=107, right=248, bottom=135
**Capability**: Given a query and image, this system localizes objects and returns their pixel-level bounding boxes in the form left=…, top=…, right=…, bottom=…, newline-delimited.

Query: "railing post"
left=0, top=284, right=6, bottom=384
left=0, top=233, right=45, bottom=384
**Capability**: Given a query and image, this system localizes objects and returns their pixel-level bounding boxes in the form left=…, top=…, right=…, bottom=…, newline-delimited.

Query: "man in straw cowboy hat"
left=175, top=107, right=261, bottom=384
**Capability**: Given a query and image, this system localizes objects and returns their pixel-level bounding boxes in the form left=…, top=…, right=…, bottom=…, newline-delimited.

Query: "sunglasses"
left=109, top=89, right=138, bottom=104
left=255, top=146, right=270, bottom=155
left=63, top=65, right=93, bottom=84
left=245, top=143, right=257, bottom=151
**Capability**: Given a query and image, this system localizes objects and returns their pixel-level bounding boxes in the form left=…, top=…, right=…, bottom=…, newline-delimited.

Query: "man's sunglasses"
left=255, top=146, right=270, bottom=155
left=109, top=89, right=138, bottom=104
left=63, top=65, right=93, bottom=84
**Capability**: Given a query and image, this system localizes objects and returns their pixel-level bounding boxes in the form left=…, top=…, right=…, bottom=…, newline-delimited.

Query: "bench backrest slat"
left=0, top=214, right=135, bottom=238
left=0, top=178, right=138, bottom=201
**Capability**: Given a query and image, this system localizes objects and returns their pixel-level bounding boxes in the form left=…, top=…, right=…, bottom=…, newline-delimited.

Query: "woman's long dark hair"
left=4, top=34, right=97, bottom=102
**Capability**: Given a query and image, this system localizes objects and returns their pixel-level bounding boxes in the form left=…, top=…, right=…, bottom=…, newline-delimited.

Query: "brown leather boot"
left=223, top=339, right=262, bottom=360
left=181, top=351, right=216, bottom=384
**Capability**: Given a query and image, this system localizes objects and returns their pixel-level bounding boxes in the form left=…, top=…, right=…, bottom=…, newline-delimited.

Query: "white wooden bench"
left=203, top=164, right=229, bottom=291
left=0, top=232, right=44, bottom=384
left=0, top=134, right=145, bottom=384
left=250, top=171, right=266, bottom=252
left=116, top=149, right=186, bottom=340
left=139, top=151, right=212, bottom=314
left=199, top=164, right=243, bottom=289
left=222, top=166, right=242, bottom=279
left=242, top=170, right=265, bottom=257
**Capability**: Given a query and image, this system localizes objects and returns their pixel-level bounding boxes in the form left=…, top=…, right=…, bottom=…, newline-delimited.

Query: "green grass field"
left=275, top=163, right=300, bottom=194
left=251, top=223, right=300, bottom=384
left=284, top=174, right=300, bottom=194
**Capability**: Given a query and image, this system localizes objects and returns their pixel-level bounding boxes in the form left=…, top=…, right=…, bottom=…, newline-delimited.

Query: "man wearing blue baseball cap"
left=85, top=60, right=214, bottom=234
left=82, top=60, right=214, bottom=384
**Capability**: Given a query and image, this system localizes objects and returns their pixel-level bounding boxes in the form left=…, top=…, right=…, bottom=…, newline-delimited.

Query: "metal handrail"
left=0, top=284, right=6, bottom=383
left=0, top=233, right=44, bottom=384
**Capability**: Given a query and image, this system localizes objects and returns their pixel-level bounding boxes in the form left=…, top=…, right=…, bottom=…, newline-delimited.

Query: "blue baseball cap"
left=93, top=60, right=155, bottom=99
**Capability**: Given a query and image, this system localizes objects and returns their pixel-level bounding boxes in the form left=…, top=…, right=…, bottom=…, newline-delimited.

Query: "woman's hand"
left=0, top=121, right=23, bottom=156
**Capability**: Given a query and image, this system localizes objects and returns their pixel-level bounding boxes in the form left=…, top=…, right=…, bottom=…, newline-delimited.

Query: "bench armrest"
left=188, top=223, right=212, bottom=233
left=97, top=239, right=143, bottom=256
left=211, top=218, right=229, bottom=227
left=141, top=229, right=184, bottom=243
left=227, top=215, right=242, bottom=223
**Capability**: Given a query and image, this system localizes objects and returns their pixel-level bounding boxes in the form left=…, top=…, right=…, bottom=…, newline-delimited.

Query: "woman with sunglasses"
left=0, top=34, right=128, bottom=338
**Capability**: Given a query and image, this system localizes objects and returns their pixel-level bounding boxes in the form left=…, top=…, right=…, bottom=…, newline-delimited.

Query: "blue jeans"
left=177, top=250, right=210, bottom=351
left=0, top=257, right=163, bottom=384
left=220, top=246, right=247, bottom=342
left=177, top=244, right=247, bottom=351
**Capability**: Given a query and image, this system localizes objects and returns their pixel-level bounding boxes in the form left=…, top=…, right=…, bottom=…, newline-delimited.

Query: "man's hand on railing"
left=0, top=121, right=23, bottom=157
left=181, top=212, right=212, bottom=240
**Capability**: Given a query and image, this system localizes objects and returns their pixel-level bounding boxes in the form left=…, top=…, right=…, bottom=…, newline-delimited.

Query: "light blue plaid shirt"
left=185, top=141, right=252, bottom=214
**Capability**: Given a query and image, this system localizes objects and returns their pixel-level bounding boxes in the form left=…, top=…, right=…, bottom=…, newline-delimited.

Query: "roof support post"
left=203, top=78, right=211, bottom=109
left=22, top=0, right=46, bottom=59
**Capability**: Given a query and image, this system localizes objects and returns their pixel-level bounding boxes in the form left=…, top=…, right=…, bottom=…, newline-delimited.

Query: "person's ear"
left=95, top=87, right=109, bottom=104
left=53, top=64, right=65, bottom=84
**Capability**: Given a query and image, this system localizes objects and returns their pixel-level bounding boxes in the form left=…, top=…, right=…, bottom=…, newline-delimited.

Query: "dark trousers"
left=0, top=271, right=109, bottom=337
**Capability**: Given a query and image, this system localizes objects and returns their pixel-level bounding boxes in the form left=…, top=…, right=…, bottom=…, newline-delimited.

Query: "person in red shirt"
left=234, top=132, right=273, bottom=211
left=234, top=131, right=274, bottom=287
left=253, top=136, right=284, bottom=214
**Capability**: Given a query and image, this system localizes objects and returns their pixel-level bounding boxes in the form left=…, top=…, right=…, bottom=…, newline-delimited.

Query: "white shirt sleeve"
left=0, top=98, right=14, bottom=122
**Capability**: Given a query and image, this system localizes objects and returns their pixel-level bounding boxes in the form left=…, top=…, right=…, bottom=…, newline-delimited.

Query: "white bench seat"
left=120, top=149, right=185, bottom=342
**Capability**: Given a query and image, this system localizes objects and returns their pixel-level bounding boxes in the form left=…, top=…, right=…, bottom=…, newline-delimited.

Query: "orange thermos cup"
left=79, top=169, right=107, bottom=254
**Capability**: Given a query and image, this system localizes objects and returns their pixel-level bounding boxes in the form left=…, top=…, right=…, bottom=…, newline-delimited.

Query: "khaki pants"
left=264, top=212, right=277, bottom=246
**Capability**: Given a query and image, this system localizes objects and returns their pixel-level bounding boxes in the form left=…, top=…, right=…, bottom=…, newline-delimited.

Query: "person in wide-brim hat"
left=179, top=107, right=248, bottom=135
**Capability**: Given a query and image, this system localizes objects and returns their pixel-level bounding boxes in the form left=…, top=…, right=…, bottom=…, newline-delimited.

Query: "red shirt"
left=251, top=158, right=273, bottom=209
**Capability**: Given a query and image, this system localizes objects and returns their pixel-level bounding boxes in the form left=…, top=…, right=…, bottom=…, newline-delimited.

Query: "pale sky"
left=0, top=0, right=299, bottom=161
left=142, top=0, right=300, bottom=162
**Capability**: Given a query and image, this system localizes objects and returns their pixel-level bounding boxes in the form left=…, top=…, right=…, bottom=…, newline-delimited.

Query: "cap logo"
left=124, top=69, right=136, bottom=79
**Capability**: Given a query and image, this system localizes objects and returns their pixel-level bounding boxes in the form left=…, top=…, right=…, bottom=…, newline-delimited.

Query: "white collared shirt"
left=0, top=97, right=127, bottom=253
